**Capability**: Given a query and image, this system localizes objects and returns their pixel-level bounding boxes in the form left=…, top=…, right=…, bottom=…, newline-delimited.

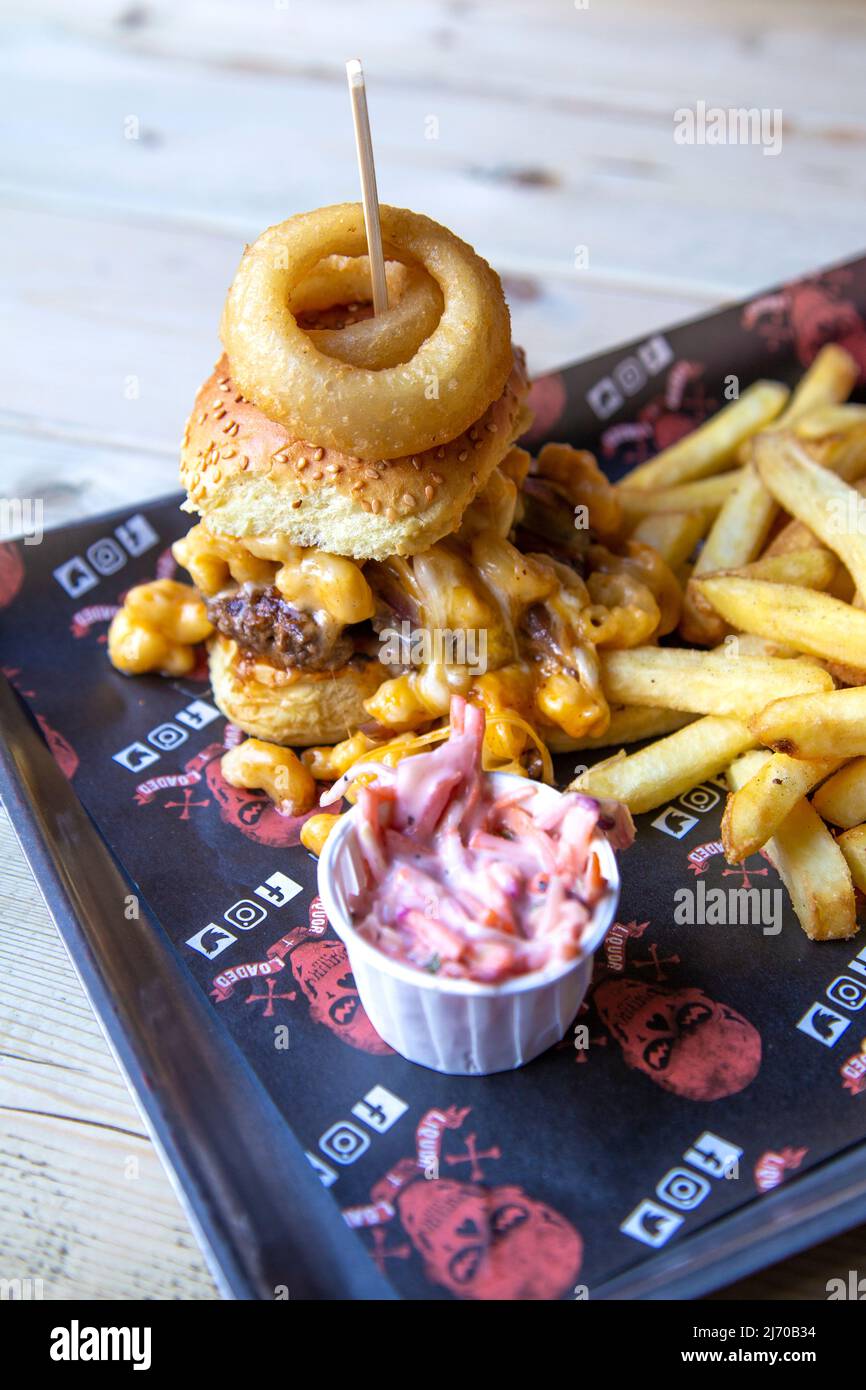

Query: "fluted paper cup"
left=317, top=772, right=621, bottom=1075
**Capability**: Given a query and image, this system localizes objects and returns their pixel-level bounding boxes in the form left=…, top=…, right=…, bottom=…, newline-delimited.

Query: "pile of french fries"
left=571, top=343, right=866, bottom=943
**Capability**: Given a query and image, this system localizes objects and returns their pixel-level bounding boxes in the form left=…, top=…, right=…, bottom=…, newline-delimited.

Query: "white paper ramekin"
left=317, top=772, right=621, bottom=1075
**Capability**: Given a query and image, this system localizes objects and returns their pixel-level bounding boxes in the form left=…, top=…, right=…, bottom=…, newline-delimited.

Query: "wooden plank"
left=2, top=28, right=865, bottom=297
left=0, top=205, right=710, bottom=450
left=0, top=806, right=218, bottom=1300
left=0, top=429, right=179, bottom=530
left=711, top=1225, right=866, bottom=1301
left=10, top=0, right=866, bottom=122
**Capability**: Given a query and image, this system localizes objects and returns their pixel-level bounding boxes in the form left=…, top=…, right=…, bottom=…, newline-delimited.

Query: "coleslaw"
left=324, top=696, right=633, bottom=983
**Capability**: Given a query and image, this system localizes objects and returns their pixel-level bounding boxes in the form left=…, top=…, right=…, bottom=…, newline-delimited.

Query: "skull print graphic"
left=291, top=938, right=392, bottom=1055
left=593, top=978, right=761, bottom=1101
left=396, top=1178, right=583, bottom=1300
left=347, top=1107, right=583, bottom=1300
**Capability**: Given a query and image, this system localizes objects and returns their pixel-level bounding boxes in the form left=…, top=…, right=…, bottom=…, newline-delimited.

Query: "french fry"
left=758, top=515, right=855, bottom=599
left=726, top=750, right=857, bottom=941
left=795, top=405, right=866, bottom=440
left=825, top=659, right=866, bottom=687
left=812, top=757, right=866, bottom=828
left=619, top=471, right=742, bottom=525
left=827, top=425, right=866, bottom=483
left=617, top=381, right=788, bottom=491
left=722, top=751, right=843, bottom=862
left=546, top=705, right=694, bottom=753
left=729, top=634, right=798, bottom=658
left=837, top=824, right=866, bottom=896
left=762, top=440, right=866, bottom=557
left=761, top=344, right=858, bottom=438
left=630, top=511, right=709, bottom=570
left=679, top=466, right=778, bottom=644
left=756, top=437, right=866, bottom=597
left=752, top=687, right=866, bottom=760
left=764, top=515, right=822, bottom=557
left=687, top=351, right=857, bottom=641
left=716, top=548, right=838, bottom=590
left=824, top=569, right=856, bottom=605
left=694, top=576, right=866, bottom=668
left=600, top=647, right=832, bottom=718
left=570, top=715, right=754, bottom=814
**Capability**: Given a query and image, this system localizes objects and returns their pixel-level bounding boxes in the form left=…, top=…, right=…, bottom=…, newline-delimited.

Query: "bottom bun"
left=209, top=635, right=383, bottom=746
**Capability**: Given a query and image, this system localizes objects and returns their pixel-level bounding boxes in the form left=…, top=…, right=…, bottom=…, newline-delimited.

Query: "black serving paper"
left=4, top=256, right=866, bottom=1301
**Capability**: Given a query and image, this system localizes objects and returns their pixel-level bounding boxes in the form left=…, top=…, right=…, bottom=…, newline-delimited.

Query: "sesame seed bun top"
left=179, top=351, right=531, bottom=561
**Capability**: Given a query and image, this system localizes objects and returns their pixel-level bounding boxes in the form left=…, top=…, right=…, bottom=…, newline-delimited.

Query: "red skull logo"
left=291, top=939, right=391, bottom=1054
left=396, top=1179, right=582, bottom=1300
left=788, top=284, right=866, bottom=377
left=594, top=978, right=761, bottom=1101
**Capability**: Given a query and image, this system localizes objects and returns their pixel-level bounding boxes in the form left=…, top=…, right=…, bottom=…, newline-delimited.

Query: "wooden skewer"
left=345, top=58, right=389, bottom=316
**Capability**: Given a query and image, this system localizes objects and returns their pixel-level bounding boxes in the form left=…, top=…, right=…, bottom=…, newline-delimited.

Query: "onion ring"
left=221, top=203, right=513, bottom=460
left=289, top=254, right=443, bottom=370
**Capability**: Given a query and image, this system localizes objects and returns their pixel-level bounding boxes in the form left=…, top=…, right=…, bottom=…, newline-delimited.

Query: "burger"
left=113, top=203, right=680, bottom=765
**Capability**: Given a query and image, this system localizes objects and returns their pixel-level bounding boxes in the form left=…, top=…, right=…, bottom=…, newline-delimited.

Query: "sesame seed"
left=469, top=427, right=478, bottom=441
left=214, top=408, right=227, bottom=421
left=291, top=498, right=303, bottom=509
left=431, top=472, right=444, bottom=484
left=425, top=485, right=434, bottom=501
left=474, top=438, right=484, bottom=449
left=458, top=450, right=468, bottom=462
left=313, top=447, right=324, bottom=461
left=212, top=467, right=222, bottom=482
left=198, top=413, right=207, bottom=425
left=371, top=499, right=381, bottom=514
left=411, top=457, right=421, bottom=471
left=221, top=445, right=236, bottom=458
left=364, top=468, right=379, bottom=481
left=297, top=457, right=309, bottom=470
left=486, top=421, right=498, bottom=433
left=385, top=507, right=396, bottom=522
left=362, top=501, right=372, bottom=513
left=471, top=472, right=478, bottom=486
left=436, top=447, right=445, bottom=459
left=240, top=458, right=250, bottom=471
left=401, top=493, right=415, bottom=507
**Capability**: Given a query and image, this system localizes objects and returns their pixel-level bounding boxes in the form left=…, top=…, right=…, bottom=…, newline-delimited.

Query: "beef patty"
left=206, top=585, right=354, bottom=672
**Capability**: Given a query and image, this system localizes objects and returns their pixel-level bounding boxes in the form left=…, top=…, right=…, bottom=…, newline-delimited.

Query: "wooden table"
left=2, top=0, right=866, bottom=1300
